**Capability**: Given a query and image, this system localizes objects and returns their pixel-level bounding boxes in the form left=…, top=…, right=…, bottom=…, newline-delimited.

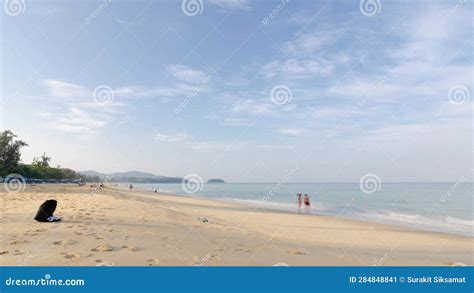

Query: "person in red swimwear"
left=303, top=194, right=311, bottom=213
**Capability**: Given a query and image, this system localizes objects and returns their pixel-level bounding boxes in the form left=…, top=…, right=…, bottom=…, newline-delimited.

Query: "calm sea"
left=120, top=182, right=473, bottom=237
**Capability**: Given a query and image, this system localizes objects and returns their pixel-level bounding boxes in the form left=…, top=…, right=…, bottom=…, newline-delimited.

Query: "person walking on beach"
left=303, top=194, right=311, bottom=213
left=297, top=193, right=302, bottom=212
left=129, top=184, right=133, bottom=190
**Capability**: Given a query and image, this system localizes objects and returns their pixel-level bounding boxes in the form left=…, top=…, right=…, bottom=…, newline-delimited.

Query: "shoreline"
left=115, top=183, right=473, bottom=238
left=0, top=184, right=472, bottom=266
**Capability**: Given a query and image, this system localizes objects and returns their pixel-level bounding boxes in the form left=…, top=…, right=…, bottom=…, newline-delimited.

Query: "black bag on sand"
left=34, top=199, right=59, bottom=222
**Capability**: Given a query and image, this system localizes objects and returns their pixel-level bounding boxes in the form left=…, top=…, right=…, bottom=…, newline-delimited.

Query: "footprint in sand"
left=91, top=244, right=114, bottom=252
left=64, top=253, right=81, bottom=260
left=122, top=245, right=140, bottom=252
left=12, top=250, right=25, bottom=255
left=10, top=240, right=29, bottom=245
left=286, top=249, right=307, bottom=255
left=146, top=258, right=160, bottom=266
left=0, top=251, right=9, bottom=255
left=53, top=239, right=77, bottom=246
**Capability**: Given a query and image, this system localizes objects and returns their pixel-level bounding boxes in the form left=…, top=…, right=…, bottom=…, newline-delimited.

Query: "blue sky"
left=1, top=0, right=472, bottom=182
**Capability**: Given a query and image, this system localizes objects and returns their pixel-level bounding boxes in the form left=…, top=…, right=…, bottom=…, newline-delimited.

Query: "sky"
left=1, top=0, right=472, bottom=182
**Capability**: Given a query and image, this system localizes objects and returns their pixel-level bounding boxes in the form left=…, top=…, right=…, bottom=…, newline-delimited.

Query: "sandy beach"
left=0, top=184, right=472, bottom=266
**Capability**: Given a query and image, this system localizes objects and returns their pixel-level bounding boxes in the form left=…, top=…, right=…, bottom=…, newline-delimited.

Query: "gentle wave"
left=121, top=183, right=473, bottom=237
left=219, top=198, right=473, bottom=237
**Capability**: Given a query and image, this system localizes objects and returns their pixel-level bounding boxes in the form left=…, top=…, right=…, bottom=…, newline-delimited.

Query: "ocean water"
left=121, top=182, right=473, bottom=237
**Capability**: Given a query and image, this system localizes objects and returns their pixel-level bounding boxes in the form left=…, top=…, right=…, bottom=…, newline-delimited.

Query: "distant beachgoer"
left=297, top=193, right=302, bottom=212
left=129, top=184, right=133, bottom=190
left=303, top=194, right=311, bottom=213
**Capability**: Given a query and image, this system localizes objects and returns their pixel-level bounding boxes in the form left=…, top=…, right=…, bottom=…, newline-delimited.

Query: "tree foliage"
left=0, top=130, right=28, bottom=175
left=0, top=130, right=99, bottom=182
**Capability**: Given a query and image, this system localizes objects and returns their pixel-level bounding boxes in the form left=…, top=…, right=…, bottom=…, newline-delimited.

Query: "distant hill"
left=112, top=171, right=165, bottom=179
left=78, top=170, right=181, bottom=183
left=207, top=178, right=226, bottom=183
left=79, top=170, right=106, bottom=177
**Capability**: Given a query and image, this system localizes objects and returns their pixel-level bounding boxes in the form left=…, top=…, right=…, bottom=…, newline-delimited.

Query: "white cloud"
left=207, top=0, right=250, bottom=10
left=257, top=144, right=294, bottom=150
left=262, top=58, right=333, bottom=79
left=167, top=64, right=207, bottom=84
left=42, top=107, right=108, bottom=133
left=283, top=28, right=346, bottom=56
left=232, top=99, right=274, bottom=115
left=153, top=131, right=245, bottom=152
left=40, top=79, right=87, bottom=98
left=221, top=117, right=253, bottom=126
left=278, top=128, right=309, bottom=136
left=38, top=79, right=122, bottom=133
left=154, top=133, right=190, bottom=142
left=115, top=84, right=198, bottom=99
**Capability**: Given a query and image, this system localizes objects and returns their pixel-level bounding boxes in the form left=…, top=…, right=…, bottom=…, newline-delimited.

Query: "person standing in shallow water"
left=303, top=194, right=311, bottom=213
left=297, top=193, right=302, bottom=212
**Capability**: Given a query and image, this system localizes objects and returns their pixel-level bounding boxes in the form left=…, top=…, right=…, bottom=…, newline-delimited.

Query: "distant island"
left=207, top=179, right=226, bottom=184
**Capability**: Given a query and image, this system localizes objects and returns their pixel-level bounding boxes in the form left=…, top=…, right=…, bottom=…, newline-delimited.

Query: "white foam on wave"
left=219, top=198, right=473, bottom=237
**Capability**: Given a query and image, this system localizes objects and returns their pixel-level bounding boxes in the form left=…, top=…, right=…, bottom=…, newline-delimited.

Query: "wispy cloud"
left=278, top=128, right=309, bottom=136
left=167, top=64, right=207, bottom=84
left=154, top=132, right=190, bottom=142
left=207, top=0, right=251, bottom=11
left=153, top=131, right=245, bottom=152
left=38, top=79, right=122, bottom=133
left=262, top=59, right=333, bottom=79
left=42, top=107, right=108, bottom=133
left=282, top=28, right=346, bottom=56
left=40, top=79, right=87, bottom=98
left=232, top=99, right=274, bottom=115
left=114, top=84, right=197, bottom=99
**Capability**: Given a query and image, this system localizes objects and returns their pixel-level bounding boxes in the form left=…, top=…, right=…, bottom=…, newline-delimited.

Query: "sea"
left=118, top=182, right=473, bottom=237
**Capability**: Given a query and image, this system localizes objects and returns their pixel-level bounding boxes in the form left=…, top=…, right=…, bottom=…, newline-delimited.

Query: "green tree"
left=0, top=130, right=28, bottom=176
left=33, top=152, right=51, bottom=167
